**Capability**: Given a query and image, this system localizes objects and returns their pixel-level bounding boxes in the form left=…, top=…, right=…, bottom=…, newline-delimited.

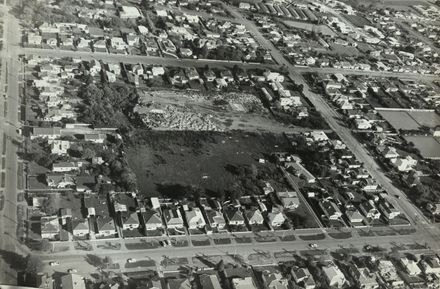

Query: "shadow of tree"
left=0, top=249, right=27, bottom=271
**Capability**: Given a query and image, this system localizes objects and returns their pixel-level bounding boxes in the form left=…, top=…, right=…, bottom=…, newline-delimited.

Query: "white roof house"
left=400, top=258, right=421, bottom=276
left=323, top=264, right=346, bottom=288
left=61, top=274, right=86, bottom=289
left=120, top=6, right=142, bottom=19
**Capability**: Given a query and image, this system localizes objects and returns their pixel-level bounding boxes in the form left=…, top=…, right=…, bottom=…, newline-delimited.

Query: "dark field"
left=126, top=131, right=291, bottom=197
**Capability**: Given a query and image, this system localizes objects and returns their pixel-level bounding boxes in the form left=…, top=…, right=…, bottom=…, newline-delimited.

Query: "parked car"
left=49, top=261, right=59, bottom=266
left=127, top=258, right=136, bottom=263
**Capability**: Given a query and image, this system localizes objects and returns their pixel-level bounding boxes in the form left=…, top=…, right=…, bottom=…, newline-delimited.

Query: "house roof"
left=96, top=215, right=115, bottom=231
left=61, top=274, right=86, bottom=289
left=122, top=212, right=139, bottom=225
left=142, top=210, right=162, bottom=225
left=225, top=208, right=244, bottom=222
left=41, top=216, right=60, bottom=234
left=199, top=274, right=222, bottom=289
left=73, top=219, right=89, bottom=231
left=245, top=209, right=264, bottom=223
left=163, top=208, right=183, bottom=225
left=167, top=278, right=191, bottom=289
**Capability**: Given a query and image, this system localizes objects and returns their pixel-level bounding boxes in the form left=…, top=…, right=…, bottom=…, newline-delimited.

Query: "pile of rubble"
left=140, top=105, right=225, bottom=131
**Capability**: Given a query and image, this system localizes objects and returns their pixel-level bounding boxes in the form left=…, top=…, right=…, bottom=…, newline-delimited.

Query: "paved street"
left=38, top=229, right=432, bottom=278
left=19, top=47, right=440, bottom=81
left=0, top=2, right=27, bottom=285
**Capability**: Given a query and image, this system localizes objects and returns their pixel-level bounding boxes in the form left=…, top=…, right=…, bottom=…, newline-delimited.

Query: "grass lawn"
left=126, top=242, right=159, bottom=250
left=192, top=239, right=211, bottom=246
left=234, top=236, right=253, bottom=243
left=213, top=238, right=232, bottom=245
left=126, top=131, right=290, bottom=197
left=125, top=260, right=156, bottom=269
left=328, top=232, right=352, bottom=239
left=298, top=233, right=326, bottom=241
left=280, top=234, right=296, bottom=241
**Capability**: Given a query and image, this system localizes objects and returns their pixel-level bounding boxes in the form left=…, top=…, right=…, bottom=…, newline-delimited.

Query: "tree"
left=25, top=255, right=43, bottom=274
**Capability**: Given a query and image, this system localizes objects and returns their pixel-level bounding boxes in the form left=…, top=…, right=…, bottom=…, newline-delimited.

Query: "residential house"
left=163, top=208, right=184, bottom=229
left=167, top=278, right=191, bottom=289
left=50, top=140, right=70, bottom=155
left=52, top=162, right=80, bottom=173
left=323, top=263, right=346, bottom=288
left=378, top=260, right=404, bottom=288
left=262, top=271, right=289, bottom=289
left=232, top=277, right=257, bottom=289
left=199, top=274, right=222, bottom=289
left=245, top=208, right=264, bottom=225
left=119, top=6, right=142, bottom=19
left=95, top=216, right=117, bottom=238
left=205, top=209, right=226, bottom=230
left=152, top=66, right=165, bottom=76
left=277, top=191, right=300, bottom=209
left=422, top=256, right=440, bottom=275
left=31, top=127, right=62, bottom=140
left=346, top=208, right=364, bottom=224
left=349, top=265, right=379, bottom=289
left=112, top=194, right=140, bottom=230
left=378, top=199, right=400, bottom=220
left=141, top=209, right=163, bottom=231
left=225, top=207, right=245, bottom=226
left=184, top=207, right=206, bottom=229
left=391, top=156, right=417, bottom=172
left=28, top=33, right=43, bottom=46
left=291, top=267, right=316, bottom=289
left=320, top=200, right=342, bottom=220
left=72, top=219, right=89, bottom=238
left=360, top=200, right=381, bottom=219
left=61, top=274, right=86, bottom=289
left=400, top=257, right=421, bottom=276
left=41, top=216, right=60, bottom=240
left=204, top=70, right=216, bottom=82
left=46, top=173, right=75, bottom=188
left=267, top=209, right=286, bottom=227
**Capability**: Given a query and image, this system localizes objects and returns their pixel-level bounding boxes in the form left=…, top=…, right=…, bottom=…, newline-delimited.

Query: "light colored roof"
left=61, top=274, right=86, bottom=289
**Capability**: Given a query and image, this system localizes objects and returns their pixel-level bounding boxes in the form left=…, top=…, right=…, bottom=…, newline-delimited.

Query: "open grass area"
left=298, top=233, right=326, bottom=241
left=126, top=131, right=291, bottom=197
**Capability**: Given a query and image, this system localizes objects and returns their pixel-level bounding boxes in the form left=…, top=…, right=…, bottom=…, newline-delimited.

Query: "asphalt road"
left=39, top=230, right=432, bottom=278
left=0, top=3, right=27, bottom=285
left=19, top=48, right=440, bottom=81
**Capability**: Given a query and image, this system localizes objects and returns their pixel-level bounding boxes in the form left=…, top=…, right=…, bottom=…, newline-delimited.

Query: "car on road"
left=127, top=258, right=136, bottom=263
left=394, top=194, right=401, bottom=199
left=67, top=269, right=77, bottom=273
left=49, top=261, right=59, bottom=266
left=309, top=243, right=318, bottom=248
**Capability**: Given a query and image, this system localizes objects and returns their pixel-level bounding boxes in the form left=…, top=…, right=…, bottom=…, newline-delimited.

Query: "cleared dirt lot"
left=126, top=131, right=291, bottom=197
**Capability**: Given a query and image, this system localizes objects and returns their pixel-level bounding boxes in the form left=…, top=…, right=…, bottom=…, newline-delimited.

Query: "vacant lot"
left=404, top=135, right=440, bottom=159
left=407, top=111, right=440, bottom=128
left=378, top=110, right=420, bottom=130
left=283, top=21, right=336, bottom=36
left=379, top=110, right=440, bottom=131
left=126, top=131, right=291, bottom=197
